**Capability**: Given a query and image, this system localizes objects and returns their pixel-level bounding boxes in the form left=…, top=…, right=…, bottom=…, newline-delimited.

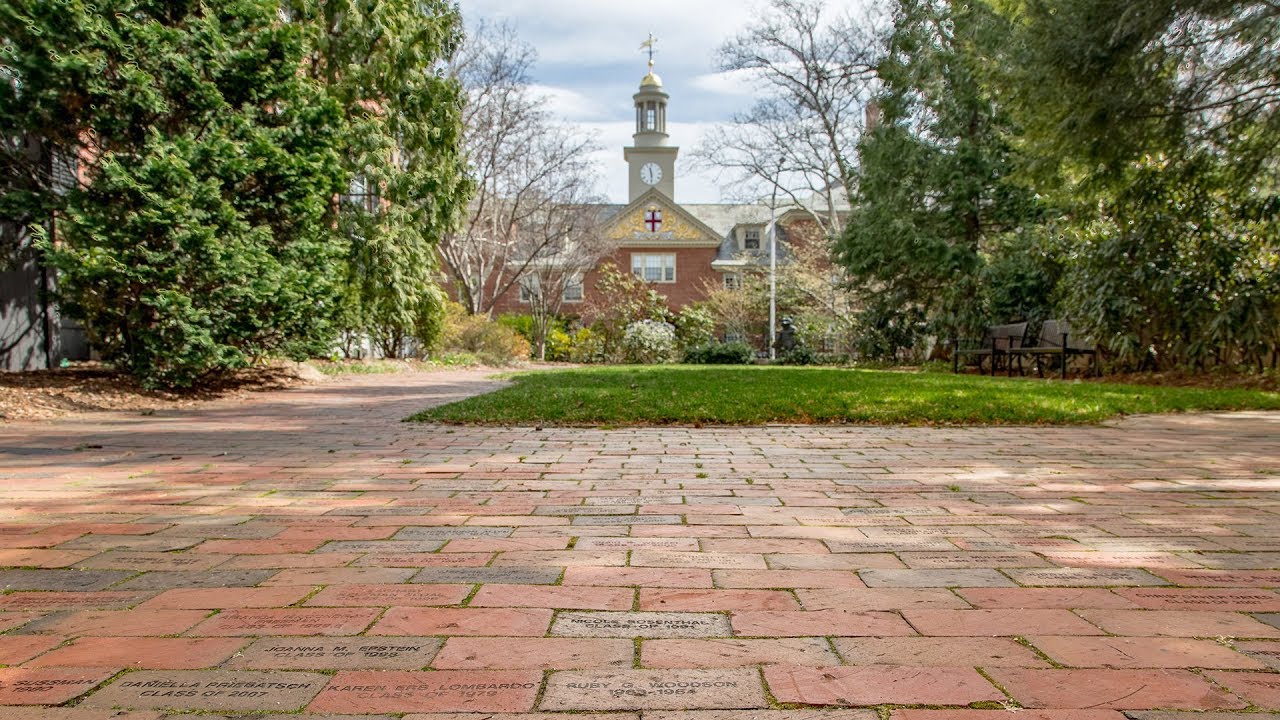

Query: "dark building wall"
left=0, top=224, right=59, bottom=372
left=2, top=137, right=92, bottom=372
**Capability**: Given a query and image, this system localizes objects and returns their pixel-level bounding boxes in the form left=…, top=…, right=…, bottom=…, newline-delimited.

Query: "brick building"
left=487, top=62, right=840, bottom=321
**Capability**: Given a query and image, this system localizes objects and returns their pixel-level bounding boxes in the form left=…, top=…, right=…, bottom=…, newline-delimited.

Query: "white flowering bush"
left=622, top=320, right=678, bottom=364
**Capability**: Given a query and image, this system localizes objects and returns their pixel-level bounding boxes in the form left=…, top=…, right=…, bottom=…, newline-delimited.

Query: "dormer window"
left=743, top=228, right=761, bottom=250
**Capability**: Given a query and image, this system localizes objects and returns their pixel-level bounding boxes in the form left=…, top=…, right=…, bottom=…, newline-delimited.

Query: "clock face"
left=640, top=163, right=663, bottom=185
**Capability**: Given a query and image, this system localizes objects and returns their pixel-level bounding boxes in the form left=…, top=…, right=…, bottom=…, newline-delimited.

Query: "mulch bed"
left=1100, top=369, right=1278, bottom=392
left=0, top=362, right=319, bottom=421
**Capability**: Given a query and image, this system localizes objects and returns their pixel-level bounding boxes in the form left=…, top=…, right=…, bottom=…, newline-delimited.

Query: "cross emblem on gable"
left=644, top=209, right=663, bottom=233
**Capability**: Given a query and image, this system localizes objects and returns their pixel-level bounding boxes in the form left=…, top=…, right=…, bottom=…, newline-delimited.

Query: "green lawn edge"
left=405, top=365, right=1280, bottom=427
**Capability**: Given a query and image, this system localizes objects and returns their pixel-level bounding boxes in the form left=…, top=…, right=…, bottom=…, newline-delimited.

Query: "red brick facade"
left=487, top=245, right=721, bottom=319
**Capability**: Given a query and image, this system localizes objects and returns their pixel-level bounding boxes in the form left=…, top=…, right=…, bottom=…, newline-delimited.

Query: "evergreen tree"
left=836, top=0, right=1048, bottom=342
left=3, top=0, right=347, bottom=387
left=294, top=0, right=470, bottom=358
left=1000, top=0, right=1280, bottom=369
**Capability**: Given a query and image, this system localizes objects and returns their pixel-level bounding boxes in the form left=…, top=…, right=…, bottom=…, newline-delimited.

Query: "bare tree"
left=441, top=21, right=604, bottom=316
left=518, top=200, right=612, bottom=360
left=694, top=0, right=883, bottom=236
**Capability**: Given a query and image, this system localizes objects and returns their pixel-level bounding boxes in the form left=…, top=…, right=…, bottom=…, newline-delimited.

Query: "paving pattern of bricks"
left=1, top=368, right=1279, bottom=720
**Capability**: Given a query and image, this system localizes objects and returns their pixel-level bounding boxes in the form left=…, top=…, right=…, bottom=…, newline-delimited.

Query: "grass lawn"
left=407, top=365, right=1280, bottom=426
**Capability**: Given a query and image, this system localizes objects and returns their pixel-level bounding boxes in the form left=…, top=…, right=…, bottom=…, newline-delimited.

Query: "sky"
left=456, top=0, right=869, bottom=205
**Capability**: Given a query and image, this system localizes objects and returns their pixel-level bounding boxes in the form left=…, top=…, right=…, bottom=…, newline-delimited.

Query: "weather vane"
left=639, top=32, right=658, bottom=69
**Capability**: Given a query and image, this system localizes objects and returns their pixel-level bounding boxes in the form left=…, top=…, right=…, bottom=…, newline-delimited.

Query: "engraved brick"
left=553, top=612, right=732, bottom=638
left=308, top=670, right=540, bottom=713
left=541, top=669, right=766, bottom=711
left=228, top=636, right=442, bottom=670
left=83, top=670, right=327, bottom=712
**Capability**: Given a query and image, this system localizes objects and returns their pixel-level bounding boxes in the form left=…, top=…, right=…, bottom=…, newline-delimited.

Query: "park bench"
left=953, top=322, right=1028, bottom=376
left=1010, top=319, right=1099, bottom=379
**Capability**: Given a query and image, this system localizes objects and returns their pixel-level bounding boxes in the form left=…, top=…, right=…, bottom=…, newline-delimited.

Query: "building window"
left=340, top=174, right=379, bottom=214
left=645, top=105, right=657, bottom=130
left=519, top=276, right=539, bottom=303
left=562, top=275, right=584, bottom=303
left=50, top=148, right=79, bottom=196
left=725, top=330, right=745, bottom=344
left=743, top=228, right=761, bottom=250
left=631, top=253, right=676, bottom=283
left=723, top=273, right=741, bottom=290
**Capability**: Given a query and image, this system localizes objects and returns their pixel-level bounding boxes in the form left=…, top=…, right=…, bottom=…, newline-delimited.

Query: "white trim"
left=631, top=253, right=677, bottom=284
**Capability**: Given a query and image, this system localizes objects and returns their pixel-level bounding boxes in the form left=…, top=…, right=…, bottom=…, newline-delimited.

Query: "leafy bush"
left=433, top=351, right=481, bottom=367
left=438, top=302, right=531, bottom=365
left=622, top=320, right=678, bottom=364
left=588, top=263, right=672, bottom=358
left=496, top=314, right=538, bottom=343
left=568, top=328, right=608, bottom=364
left=851, top=300, right=929, bottom=363
left=545, top=329, right=573, bottom=361
left=675, top=304, right=717, bottom=350
left=779, top=346, right=819, bottom=366
left=683, top=342, right=756, bottom=365
left=312, top=360, right=403, bottom=376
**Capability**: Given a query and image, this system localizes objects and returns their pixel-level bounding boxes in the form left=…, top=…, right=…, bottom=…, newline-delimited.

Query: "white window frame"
left=723, top=273, right=741, bottom=290
left=562, top=275, right=584, bottom=303
left=631, top=253, right=676, bottom=283
left=743, top=228, right=761, bottom=250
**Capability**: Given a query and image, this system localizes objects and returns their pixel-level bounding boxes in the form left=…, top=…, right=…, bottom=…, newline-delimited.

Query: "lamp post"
left=768, top=158, right=782, bottom=361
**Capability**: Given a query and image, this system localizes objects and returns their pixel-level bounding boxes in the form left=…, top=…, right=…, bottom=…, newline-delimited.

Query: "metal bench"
left=953, top=322, right=1028, bottom=376
left=1010, top=319, right=1099, bottom=379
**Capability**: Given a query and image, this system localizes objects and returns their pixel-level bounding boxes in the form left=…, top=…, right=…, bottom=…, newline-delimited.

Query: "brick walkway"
left=1, top=369, right=1279, bottom=719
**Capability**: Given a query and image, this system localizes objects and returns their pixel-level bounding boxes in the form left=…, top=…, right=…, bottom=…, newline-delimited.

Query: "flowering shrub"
left=675, top=305, right=717, bottom=350
left=622, top=320, right=678, bottom=364
left=568, top=328, right=608, bottom=363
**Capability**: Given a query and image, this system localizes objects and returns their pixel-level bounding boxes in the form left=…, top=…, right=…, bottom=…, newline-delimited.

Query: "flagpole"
left=768, top=158, right=781, bottom=361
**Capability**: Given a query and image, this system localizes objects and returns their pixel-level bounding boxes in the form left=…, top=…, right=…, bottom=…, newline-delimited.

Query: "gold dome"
left=641, top=70, right=663, bottom=88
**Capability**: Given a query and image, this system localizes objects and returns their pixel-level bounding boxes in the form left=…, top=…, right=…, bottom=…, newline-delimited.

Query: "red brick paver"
left=1028, top=635, right=1266, bottom=669
left=0, top=370, right=1277, bottom=715
left=1202, top=670, right=1280, bottom=709
left=988, top=668, right=1247, bottom=709
left=432, top=636, right=633, bottom=669
left=763, top=665, right=1004, bottom=706
left=642, top=637, right=841, bottom=667
left=370, top=607, right=553, bottom=636
left=27, top=637, right=246, bottom=669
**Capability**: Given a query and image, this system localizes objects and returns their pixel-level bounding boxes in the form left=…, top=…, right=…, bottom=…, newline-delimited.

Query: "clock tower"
left=625, top=42, right=678, bottom=202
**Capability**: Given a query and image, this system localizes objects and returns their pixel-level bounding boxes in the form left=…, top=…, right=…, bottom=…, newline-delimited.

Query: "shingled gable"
left=602, top=188, right=725, bottom=249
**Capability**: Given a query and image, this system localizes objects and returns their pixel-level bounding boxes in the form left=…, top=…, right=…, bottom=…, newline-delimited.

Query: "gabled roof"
left=600, top=188, right=725, bottom=249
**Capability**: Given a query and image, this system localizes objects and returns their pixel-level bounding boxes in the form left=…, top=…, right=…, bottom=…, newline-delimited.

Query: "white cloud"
left=689, top=68, right=760, bottom=98
left=461, top=0, right=756, bottom=66
left=528, top=84, right=608, bottom=122
left=460, top=0, right=871, bottom=72
left=457, top=0, right=877, bottom=204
